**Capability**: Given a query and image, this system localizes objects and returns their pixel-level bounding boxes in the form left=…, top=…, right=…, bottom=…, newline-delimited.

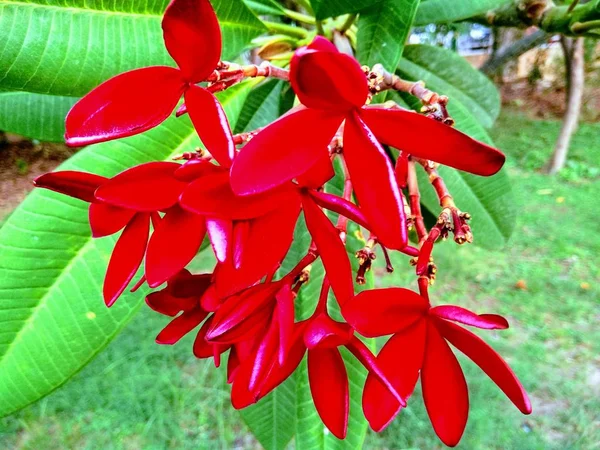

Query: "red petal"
left=185, top=86, right=235, bottom=167
left=291, top=40, right=368, bottom=111
left=227, top=346, right=240, bottom=383
left=145, top=205, right=206, bottom=288
left=233, top=220, right=250, bottom=269
left=180, top=171, right=298, bottom=220
left=230, top=109, right=344, bottom=195
left=206, top=217, right=232, bottom=263
left=344, top=113, right=407, bottom=250
left=89, top=203, right=136, bottom=238
left=156, top=307, right=208, bottom=345
left=308, top=190, right=370, bottom=229
left=174, top=159, right=224, bottom=182
left=342, top=288, right=429, bottom=337
left=421, top=321, right=469, bottom=447
left=104, top=213, right=150, bottom=307
left=162, top=0, right=221, bottom=82
left=363, top=320, right=426, bottom=431
left=33, top=171, right=107, bottom=202
left=302, top=195, right=353, bottom=305
left=431, top=305, right=509, bottom=330
left=248, top=317, right=280, bottom=392
left=95, top=162, right=187, bottom=211
left=65, top=67, right=184, bottom=146
left=360, top=107, right=506, bottom=176
left=304, top=313, right=353, bottom=350
left=193, top=317, right=225, bottom=358
left=395, top=152, right=409, bottom=189
left=275, top=283, right=295, bottom=365
left=434, top=318, right=531, bottom=414
left=214, top=201, right=300, bottom=298
left=296, top=150, right=335, bottom=189
left=200, top=283, right=222, bottom=312
left=308, top=348, right=349, bottom=439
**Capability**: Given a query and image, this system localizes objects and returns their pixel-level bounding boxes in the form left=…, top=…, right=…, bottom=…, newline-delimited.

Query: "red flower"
left=230, top=36, right=506, bottom=250
left=342, top=288, right=532, bottom=447
left=65, top=0, right=235, bottom=168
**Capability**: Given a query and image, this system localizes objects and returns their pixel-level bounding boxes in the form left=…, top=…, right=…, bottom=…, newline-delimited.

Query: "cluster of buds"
left=33, top=0, right=531, bottom=446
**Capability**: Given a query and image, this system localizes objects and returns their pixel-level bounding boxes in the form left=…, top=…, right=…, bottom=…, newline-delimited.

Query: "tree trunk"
left=546, top=37, right=585, bottom=175
left=481, top=29, right=550, bottom=77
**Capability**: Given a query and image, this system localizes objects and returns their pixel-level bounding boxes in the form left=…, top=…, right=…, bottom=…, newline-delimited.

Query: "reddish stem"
left=407, top=160, right=427, bottom=243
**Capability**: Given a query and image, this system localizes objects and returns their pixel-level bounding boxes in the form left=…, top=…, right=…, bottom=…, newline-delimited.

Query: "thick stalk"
left=546, top=37, right=585, bottom=174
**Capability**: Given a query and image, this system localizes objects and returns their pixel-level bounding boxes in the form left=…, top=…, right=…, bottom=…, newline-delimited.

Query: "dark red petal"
left=174, top=159, right=224, bottom=182
left=275, top=283, right=295, bottom=365
left=434, top=318, right=531, bottom=414
left=185, top=86, right=235, bottom=167
left=214, top=201, right=300, bottom=298
left=156, top=307, right=208, bottom=345
left=95, top=162, right=187, bottom=211
left=145, top=205, right=206, bottom=288
left=344, top=112, right=407, bottom=250
left=431, top=305, right=509, bottom=330
left=296, top=150, right=335, bottom=189
left=302, top=195, right=353, bottom=305
left=89, top=203, right=136, bottom=238
left=342, top=288, right=429, bottom=337
left=363, top=320, right=427, bottom=432
left=308, top=190, right=370, bottom=229
left=422, top=321, right=469, bottom=447
left=145, top=289, right=197, bottom=317
left=206, top=217, right=232, bottom=263
left=233, top=220, right=250, bottom=269
left=304, top=313, right=353, bottom=349
left=291, top=42, right=368, bottom=111
left=227, top=346, right=240, bottom=383
left=180, top=171, right=298, bottom=220
left=104, top=213, right=150, bottom=307
left=193, top=317, right=223, bottom=358
left=162, top=0, right=221, bottom=82
left=230, top=109, right=344, bottom=195
left=170, top=271, right=212, bottom=299
left=308, top=348, right=349, bottom=439
left=33, top=171, right=107, bottom=202
left=361, top=107, right=506, bottom=176
left=65, top=67, right=184, bottom=146
left=206, top=283, right=279, bottom=343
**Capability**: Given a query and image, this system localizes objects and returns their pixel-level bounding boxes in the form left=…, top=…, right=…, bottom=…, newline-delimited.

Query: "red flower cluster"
left=34, top=0, right=530, bottom=445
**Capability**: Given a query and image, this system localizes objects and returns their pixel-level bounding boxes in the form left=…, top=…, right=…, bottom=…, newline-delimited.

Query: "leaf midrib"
left=1, top=1, right=265, bottom=30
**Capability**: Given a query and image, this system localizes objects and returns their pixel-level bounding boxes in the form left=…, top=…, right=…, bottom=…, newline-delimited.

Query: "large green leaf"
left=244, top=0, right=285, bottom=15
left=0, top=0, right=265, bottom=96
left=356, top=0, right=420, bottom=71
left=0, top=82, right=252, bottom=418
left=0, top=90, right=77, bottom=142
left=391, top=89, right=516, bottom=247
left=399, top=44, right=501, bottom=128
left=310, top=0, right=381, bottom=20
left=234, top=79, right=285, bottom=134
left=414, top=0, right=511, bottom=26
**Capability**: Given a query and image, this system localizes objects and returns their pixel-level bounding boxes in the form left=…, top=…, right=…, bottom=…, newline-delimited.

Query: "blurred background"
left=0, top=21, right=599, bottom=450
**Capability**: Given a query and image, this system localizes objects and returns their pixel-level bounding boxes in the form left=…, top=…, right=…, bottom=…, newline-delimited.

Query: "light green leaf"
left=244, top=0, right=285, bottom=15
left=0, top=82, right=252, bottom=418
left=415, top=0, right=511, bottom=26
left=0, top=0, right=265, bottom=96
left=390, top=89, right=516, bottom=247
left=0, top=90, right=77, bottom=142
left=398, top=44, right=501, bottom=128
left=356, top=0, right=420, bottom=71
left=310, top=0, right=380, bottom=20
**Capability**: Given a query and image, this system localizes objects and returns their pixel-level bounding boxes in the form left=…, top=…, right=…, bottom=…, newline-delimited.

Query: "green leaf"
left=356, top=0, right=420, bottom=71
left=240, top=376, right=297, bottom=450
left=398, top=44, right=501, bottom=128
left=0, top=90, right=77, bottom=142
left=244, top=0, right=285, bottom=15
left=415, top=0, right=511, bottom=26
left=234, top=79, right=285, bottom=133
left=310, top=0, right=381, bottom=20
left=391, top=89, right=516, bottom=247
left=0, top=0, right=265, bottom=96
left=0, top=82, right=252, bottom=418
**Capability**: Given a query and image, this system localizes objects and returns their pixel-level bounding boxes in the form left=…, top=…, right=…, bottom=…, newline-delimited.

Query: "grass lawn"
left=0, top=110, right=598, bottom=449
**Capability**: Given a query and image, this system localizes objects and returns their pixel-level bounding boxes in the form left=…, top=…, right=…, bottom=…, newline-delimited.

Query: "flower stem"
left=263, top=21, right=309, bottom=39
left=338, top=13, right=358, bottom=34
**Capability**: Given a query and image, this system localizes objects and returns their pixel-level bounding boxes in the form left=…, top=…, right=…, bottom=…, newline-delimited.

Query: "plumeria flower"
left=65, top=0, right=236, bottom=167
left=230, top=36, right=506, bottom=250
left=342, top=288, right=532, bottom=447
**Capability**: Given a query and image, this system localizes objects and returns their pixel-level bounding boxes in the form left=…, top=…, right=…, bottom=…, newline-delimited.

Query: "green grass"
left=1, top=110, right=599, bottom=449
